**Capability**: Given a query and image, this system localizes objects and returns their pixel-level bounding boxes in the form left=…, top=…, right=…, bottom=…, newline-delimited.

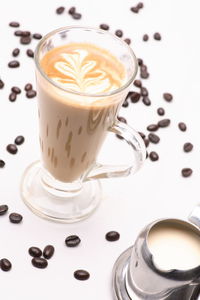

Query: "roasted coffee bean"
left=9, top=213, right=23, bottom=223
left=138, top=58, right=143, bottom=66
left=26, top=49, right=34, bottom=58
left=138, top=132, right=145, bottom=139
left=9, top=21, right=20, bottom=27
left=28, top=247, right=42, bottom=258
left=56, top=6, right=65, bottom=14
left=163, top=93, right=173, bottom=102
left=26, top=90, right=37, bottom=98
left=0, top=79, right=4, bottom=89
left=68, top=7, right=76, bottom=14
left=14, top=30, right=23, bottom=36
left=130, top=6, right=139, bottom=13
left=137, top=2, right=144, bottom=8
left=126, top=91, right=134, bottom=100
left=178, top=122, right=187, bottom=132
left=105, top=231, right=120, bottom=241
left=158, top=119, right=171, bottom=128
left=0, top=205, right=8, bottom=215
left=21, top=31, right=31, bottom=37
left=130, top=92, right=140, bottom=103
left=0, top=160, right=5, bottom=168
left=65, top=235, right=81, bottom=247
left=134, top=79, right=142, bottom=88
left=157, top=107, right=165, bottom=116
left=143, top=34, right=149, bottom=41
left=149, top=151, right=159, bottom=161
left=24, top=83, right=32, bottom=91
left=20, top=36, right=31, bottom=45
left=12, top=48, right=20, bottom=57
left=33, top=33, right=42, bottom=40
left=11, top=86, right=21, bottom=94
left=148, top=133, right=160, bottom=144
left=9, top=93, right=17, bottom=102
left=8, top=60, right=20, bottom=68
left=6, top=144, right=18, bottom=154
left=140, top=71, right=149, bottom=79
left=72, top=13, right=82, bottom=20
left=32, top=257, right=48, bottom=269
left=140, top=65, right=147, bottom=71
left=122, top=100, right=129, bottom=107
left=142, top=96, right=151, bottom=106
left=183, top=143, right=193, bottom=153
left=100, top=24, right=109, bottom=30
left=147, top=124, right=159, bottom=132
left=14, top=135, right=25, bottom=145
left=0, top=259, right=12, bottom=271
left=117, top=116, right=127, bottom=124
left=182, top=168, right=193, bottom=177
left=43, top=245, right=55, bottom=259
left=124, top=38, right=131, bottom=45
left=74, top=270, right=90, bottom=281
left=154, top=32, right=161, bottom=40
left=115, top=30, right=123, bottom=37
left=144, top=138, right=149, bottom=147
left=141, top=87, right=148, bottom=96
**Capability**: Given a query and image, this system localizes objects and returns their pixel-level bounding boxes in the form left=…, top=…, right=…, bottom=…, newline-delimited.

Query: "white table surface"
left=0, top=0, right=200, bottom=299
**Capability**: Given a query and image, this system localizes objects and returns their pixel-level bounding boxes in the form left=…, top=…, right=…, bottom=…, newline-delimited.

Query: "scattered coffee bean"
left=26, top=49, right=34, bottom=58
left=148, top=133, right=160, bottom=144
left=130, top=6, right=139, bottom=13
left=134, top=79, right=142, bottom=88
left=163, top=93, right=173, bottom=102
left=65, top=235, right=81, bottom=247
left=8, top=60, right=20, bottom=68
left=140, top=65, right=147, bottom=72
left=138, top=132, right=145, bottom=139
left=117, top=116, right=127, bottom=124
left=14, top=30, right=23, bottom=36
left=100, top=24, right=109, bottom=30
left=130, top=92, right=140, bottom=103
left=72, top=13, right=82, bottom=20
left=158, top=119, right=171, bottom=128
left=0, top=160, right=5, bottom=168
left=74, top=270, right=90, bottom=281
left=138, top=58, right=143, bottom=66
left=56, top=6, right=65, bottom=14
left=141, top=87, right=148, bottom=97
left=154, top=32, right=161, bottom=40
left=124, top=38, right=131, bottom=45
left=14, top=135, right=25, bottom=145
left=178, top=122, right=187, bottom=132
left=68, top=6, right=76, bottom=15
left=137, top=2, right=144, bottom=8
left=33, top=33, right=42, bottom=40
left=43, top=245, right=55, bottom=260
left=21, top=31, right=31, bottom=37
left=157, top=107, right=165, bottom=116
left=0, top=205, right=8, bottom=215
left=11, top=86, right=21, bottom=94
left=183, top=143, right=193, bottom=153
left=115, top=30, right=123, bottom=38
left=0, top=259, right=12, bottom=271
left=182, top=168, right=193, bottom=177
left=12, top=48, right=20, bottom=57
left=149, top=151, right=159, bottom=161
left=147, top=124, right=159, bottom=132
left=32, top=257, right=48, bottom=269
left=24, top=83, right=32, bottom=91
left=26, top=90, right=37, bottom=98
left=29, top=247, right=42, bottom=258
left=9, top=92, right=17, bottom=102
left=9, top=21, right=20, bottom=28
left=122, top=100, right=129, bottom=107
left=143, top=34, right=149, bottom=41
left=144, top=138, right=149, bottom=147
left=126, top=91, right=134, bottom=100
left=140, top=71, right=149, bottom=79
left=9, top=213, right=23, bottom=223
left=6, top=144, right=18, bottom=154
left=105, top=231, right=120, bottom=241
left=20, top=36, right=31, bottom=45
left=142, top=96, right=151, bottom=106
left=0, top=79, right=4, bottom=89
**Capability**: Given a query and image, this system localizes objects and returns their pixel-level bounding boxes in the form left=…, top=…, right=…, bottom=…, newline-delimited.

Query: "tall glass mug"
left=21, top=26, right=146, bottom=223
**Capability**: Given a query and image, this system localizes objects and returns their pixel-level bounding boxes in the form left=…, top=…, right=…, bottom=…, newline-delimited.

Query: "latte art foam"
left=41, top=43, right=126, bottom=94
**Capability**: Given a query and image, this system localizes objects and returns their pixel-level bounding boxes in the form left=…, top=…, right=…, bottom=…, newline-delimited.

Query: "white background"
left=0, top=0, right=200, bottom=299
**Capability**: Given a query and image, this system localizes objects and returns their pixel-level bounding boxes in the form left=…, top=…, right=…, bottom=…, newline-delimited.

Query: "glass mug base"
left=21, top=161, right=102, bottom=223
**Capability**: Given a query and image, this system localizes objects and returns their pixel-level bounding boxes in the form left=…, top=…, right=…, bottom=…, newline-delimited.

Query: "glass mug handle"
left=85, top=120, right=146, bottom=181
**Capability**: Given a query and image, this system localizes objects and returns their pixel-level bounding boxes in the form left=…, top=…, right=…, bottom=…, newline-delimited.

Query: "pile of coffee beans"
left=29, top=245, right=55, bottom=269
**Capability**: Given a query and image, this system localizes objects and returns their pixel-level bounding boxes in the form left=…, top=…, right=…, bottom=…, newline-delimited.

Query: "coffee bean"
left=21, top=31, right=31, bottom=37
left=72, top=13, right=82, bottom=20
left=8, top=60, right=20, bottom=68
left=33, top=33, right=42, bottom=40
left=6, top=144, right=18, bottom=154
left=117, top=116, right=127, bottom=124
left=148, top=133, right=160, bottom=144
left=130, top=92, right=140, bottom=103
left=74, top=270, right=90, bottom=281
left=12, top=48, right=20, bottom=57
left=182, top=168, right=193, bottom=177
left=26, top=90, right=37, bottom=98
left=105, top=231, right=120, bottom=241
left=147, top=124, right=159, bottom=132
left=154, top=32, right=161, bottom=40
left=137, top=2, right=144, bottom=8
left=9, top=21, right=20, bottom=27
left=9, top=93, right=17, bottom=102
left=149, top=151, right=159, bottom=161
left=138, top=58, right=143, bottom=66
left=26, top=49, right=34, bottom=58
left=124, top=38, right=131, bottom=45
left=100, top=24, right=109, bottom=30
left=183, top=143, right=193, bottom=152
left=43, top=245, right=55, bottom=259
left=32, top=257, right=48, bottom=269
left=142, top=96, right=151, bottom=106
left=144, top=138, right=149, bottom=147
left=20, top=36, right=31, bottom=45
left=68, top=7, right=76, bottom=14
left=0, top=259, right=12, bottom=271
left=29, top=247, right=42, bottom=258
left=65, top=235, right=81, bottom=247
left=141, top=87, right=148, bottom=97
left=24, top=83, right=32, bottom=91
left=143, top=34, right=149, bottom=41
left=0, top=79, right=4, bottom=89
left=130, top=6, right=139, bottom=13
left=140, top=71, right=149, bottom=79
left=163, top=93, right=173, bottom=102
left=0, top=205, right=8, bottom=215
left=9, top=213, right=23, bottom=223
left=157, top=107, right=165, bottom=116
left=134, top=79, right=142, bottom=88
left=138, top=132, right=145, bottom=139
left=0, top=160, right=5, bottom=168
left=158, top=119, right=171, bottom=128
left=14, top=135, right=25, bottom=145
left=56, top=6, right=65, bottom=14
left=178, top=122, right=187, bottom=132
left=115, top=30, right=123, bottom=38
left=14, top=30, right=23, bottom=36
left=11, top=86, right=21, bottom=94
left=126, top=91, right=134, bottom=100
left=122, top=100, right=129, bottom=107
left=140, top=65, right=147, bottom=71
